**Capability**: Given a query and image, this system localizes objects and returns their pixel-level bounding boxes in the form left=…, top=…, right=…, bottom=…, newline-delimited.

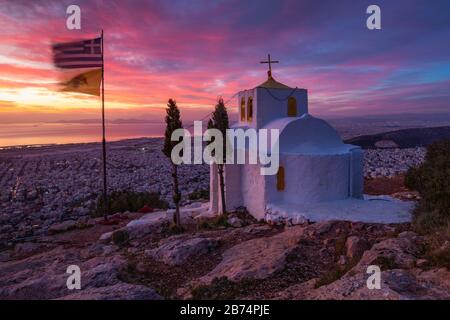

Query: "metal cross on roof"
left=260, top=54, right=279, bottom=77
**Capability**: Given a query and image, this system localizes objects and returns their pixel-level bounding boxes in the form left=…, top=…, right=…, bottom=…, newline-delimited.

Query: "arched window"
left=276, top=166, right=285, bottom=191
left=288, top=97, right=297, bottom=117
left=240, top=97, right=246, bottom=121
left=247, top=97, right=253, bottom=121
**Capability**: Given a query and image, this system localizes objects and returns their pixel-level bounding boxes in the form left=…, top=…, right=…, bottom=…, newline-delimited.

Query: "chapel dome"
left=263, top=114, right=352, bottom=154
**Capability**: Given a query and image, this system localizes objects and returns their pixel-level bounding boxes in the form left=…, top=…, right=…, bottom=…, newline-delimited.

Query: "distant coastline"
left=0, top=136, right=164, bottom=152
left=0, top=122, right=165, bottom=148
left=1, top=112, right=450, bottom=149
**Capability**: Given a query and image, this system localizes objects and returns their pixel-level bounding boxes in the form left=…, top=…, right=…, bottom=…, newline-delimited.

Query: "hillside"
left=0, top=203, right=448, bottom=300
left=345, top=126, right=450, bottom=149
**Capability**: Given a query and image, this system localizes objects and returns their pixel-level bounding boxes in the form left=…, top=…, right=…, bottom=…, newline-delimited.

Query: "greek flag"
left=52, top=37, right=102, bottom=69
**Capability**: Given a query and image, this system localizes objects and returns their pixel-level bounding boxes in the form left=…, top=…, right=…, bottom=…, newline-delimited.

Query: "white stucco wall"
left=241, top=163, right=266, bottom=220
left=237, top=87, right=308, bottom=130
left=266, top=153, right=351, bottom=206
left=224, top=163, right=243, bottom=211
left=256, top=87, right=308, bottom=129
left=350, top=148, right=364, bottom=198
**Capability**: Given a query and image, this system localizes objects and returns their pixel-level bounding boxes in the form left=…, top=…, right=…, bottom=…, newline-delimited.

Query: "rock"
left=193, top=211, right=217, bottom=220
left=0, top=251, right=11, bottom=263
left=311, top=267, right=448, bottom=300
left=99, top=231, right=113, bottom=244
left=124, top=211, right=169, bottom=239
left=291, top=215, right=307, bottom=225
left=345, top=236, right=370, bottom=260
left=81, top=255, right=127, bottom=288
left=412, top=268, right=450, bottom=297
left=0, top=271, right=66, bottom=299
left=338, top=255, right=348, bottom=266
left=398, top=231, right=417, bottom=239
left=227, top=216, right=243, bottom=228
left=14, top=242, right=49, bottom=256
left=146, top=236, right=219, bottom=266
left=0, top=246, right=76, bottom=299
left=197, top=225, right=305, bottom=284
left=187, top=202, right=203, bottom=209
left=0, top=224, right=13, bottom=234
left=58, top=282, right=162, bottom=300
left=48, top=220, right=77, bottom=234
left=271, top=231, right=450, bottom=300
left=356, top=232, right=422, bottom=271
left=101, top=245, right=119, bottom=256
left=235, top=224, right=272, bottom=235
left=76, top=216, right=90, bottom=225
left=308, top=221, right=334, bottom=237
left=179, top=203, right=211, bottom=223
left=416, top=259, right=428, bottom=268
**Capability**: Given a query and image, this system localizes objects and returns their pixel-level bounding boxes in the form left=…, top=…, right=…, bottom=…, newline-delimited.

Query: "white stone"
left=146, top=237, right=218, bottom=266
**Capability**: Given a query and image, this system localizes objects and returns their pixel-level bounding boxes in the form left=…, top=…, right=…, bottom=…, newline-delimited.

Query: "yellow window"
left=277, top=166, right=285, bottom=191
left=240, top=97, right=246, bottom=121
left=288, top=97, right=297, bottom=117
left=247, top=97, right=253, bottom=121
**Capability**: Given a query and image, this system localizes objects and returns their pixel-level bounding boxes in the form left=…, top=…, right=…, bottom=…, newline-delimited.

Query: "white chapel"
left=209, top=56, right=365, bottom=222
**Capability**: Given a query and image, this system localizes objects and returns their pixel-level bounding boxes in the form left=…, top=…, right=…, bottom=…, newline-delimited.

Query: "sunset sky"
left=0, top=0, right=449, bottom=124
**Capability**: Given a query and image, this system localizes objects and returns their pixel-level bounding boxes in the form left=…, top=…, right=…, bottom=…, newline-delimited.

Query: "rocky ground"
left=0, top=202, right=448, bottom=300
left=1, top=139, right=446, bottom=300
left=0, top=138, right=208, bottom=248
left=0, top=138, right=426, bottom=248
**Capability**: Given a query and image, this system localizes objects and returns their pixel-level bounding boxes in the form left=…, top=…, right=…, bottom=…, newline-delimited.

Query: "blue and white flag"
left=52, top=37, right=102, bottom=69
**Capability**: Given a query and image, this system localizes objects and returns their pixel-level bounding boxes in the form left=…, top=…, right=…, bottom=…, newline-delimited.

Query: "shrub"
left=314, top=266, right=348, bottom=288
left=197, top=220, right=212, bottom=230
left=405, top=140, right=450, bottom=268
left=196, top=214, right=230, bottom=230
left=405, top=140, right=450, bottom=233
left=92, top=191, right=169, bottom=217
left=427, top=242, right=450, bottom=269
left=191, top=277, right=257, bottom=300
left=211, top=214, right=230, bottom=228
left=372, top=255, right=398, bottom=271
left=168, top=223, right=185, bottom=234
left=333, top=236, right=347, bottom=259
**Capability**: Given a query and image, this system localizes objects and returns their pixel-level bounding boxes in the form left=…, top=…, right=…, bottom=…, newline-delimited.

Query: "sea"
left=0, top=122, right=165, bottom=148
left=1, top=113, right=450, bottom=148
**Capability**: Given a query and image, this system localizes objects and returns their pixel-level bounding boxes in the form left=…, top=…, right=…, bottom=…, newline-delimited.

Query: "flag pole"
left=101, top=29, right=108, bottom=219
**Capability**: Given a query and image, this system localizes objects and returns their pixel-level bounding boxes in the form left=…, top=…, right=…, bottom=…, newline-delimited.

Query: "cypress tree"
left=208, top=98, right=229, bottom=214
left=162, top=98, right=183, bottom=226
